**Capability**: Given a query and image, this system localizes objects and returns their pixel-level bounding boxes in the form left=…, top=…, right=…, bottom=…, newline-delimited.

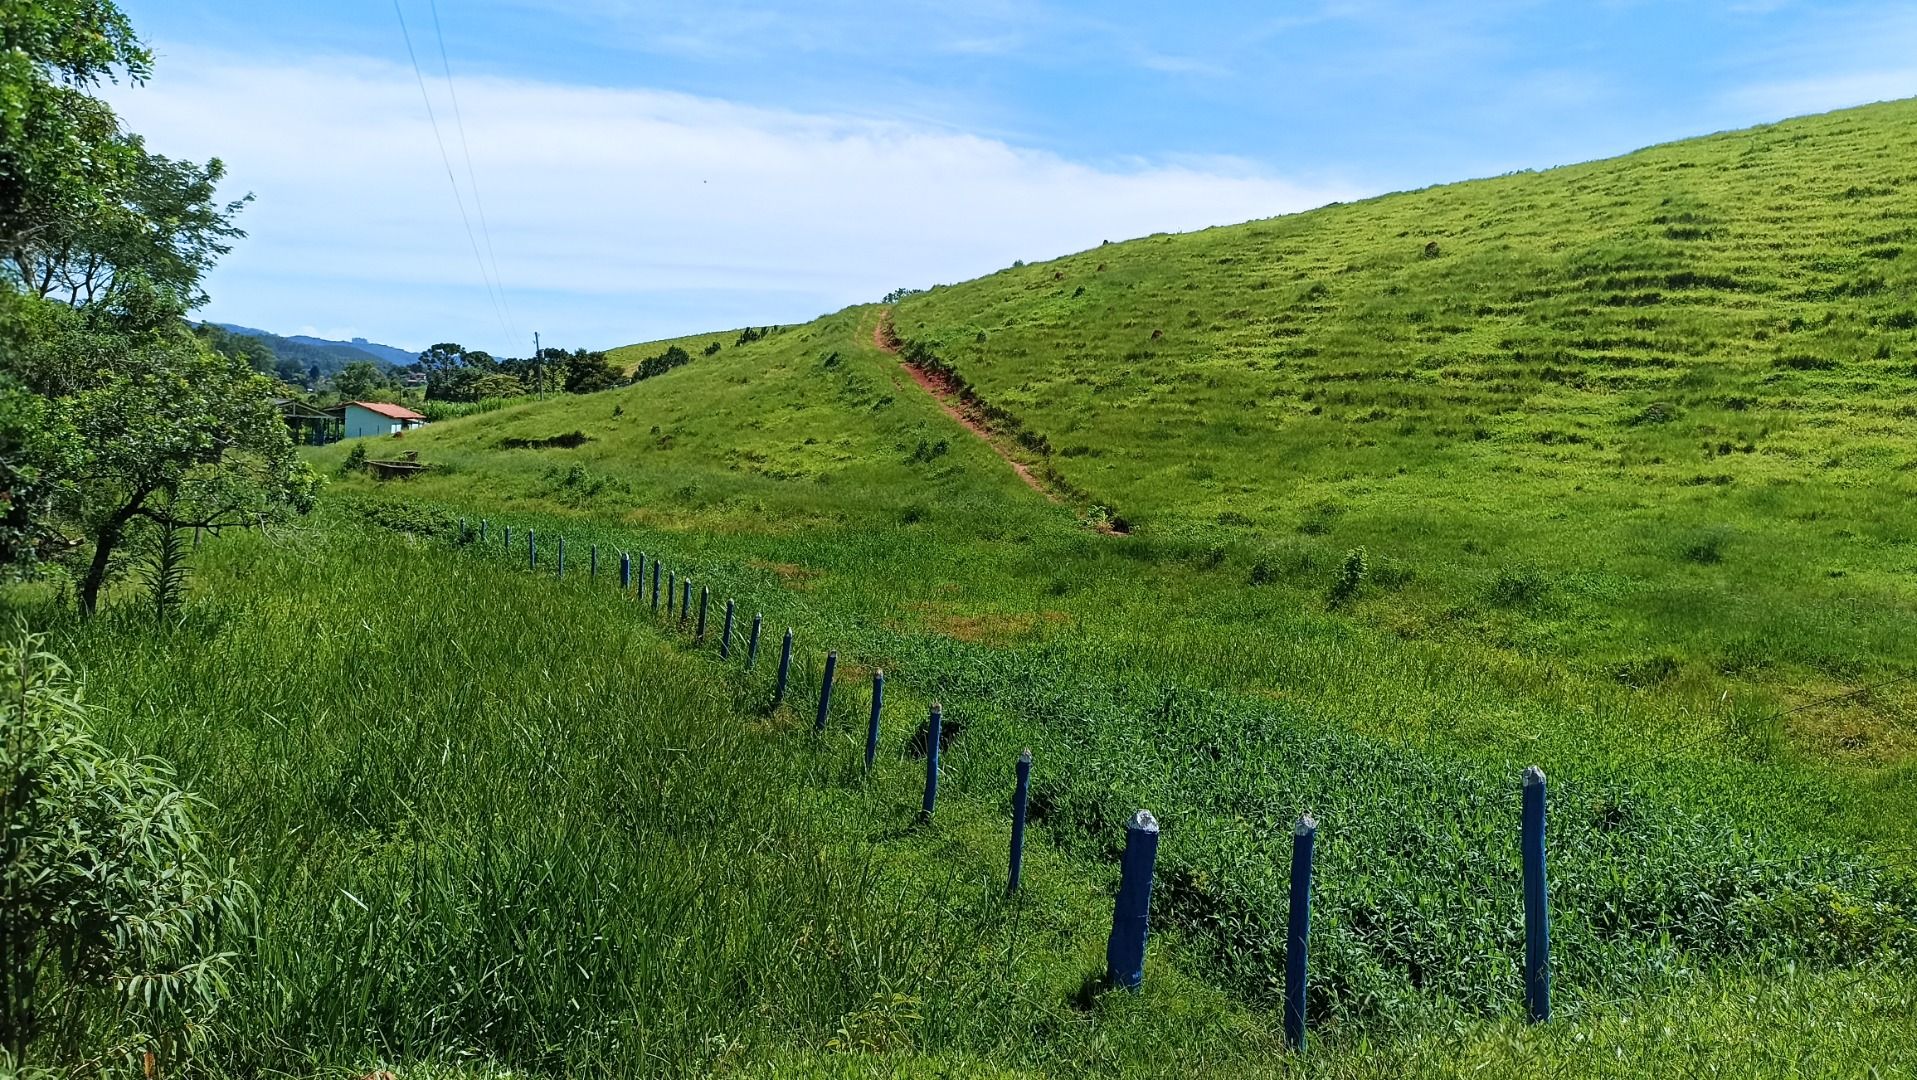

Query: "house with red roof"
left=329, top=400, right=427, bottom=439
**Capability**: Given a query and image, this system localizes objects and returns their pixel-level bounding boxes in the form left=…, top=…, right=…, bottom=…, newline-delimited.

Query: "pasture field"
left=19, top=100, right=1917, bottom=1075
left=20, top=513, right=1917, bottom=1078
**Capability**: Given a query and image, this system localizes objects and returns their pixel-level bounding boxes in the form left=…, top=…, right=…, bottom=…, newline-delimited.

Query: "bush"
left=1682, top=527, right=1733, bottom=564
left=1486, top=564, right=1551, bottom=607
left=339, top=442, right=366, bottom=475
left=1327, top=547, right=1366, bottom=608
left=2, top=632, right=245, bottom=1070
left=633, top=345, right=692, bottom=382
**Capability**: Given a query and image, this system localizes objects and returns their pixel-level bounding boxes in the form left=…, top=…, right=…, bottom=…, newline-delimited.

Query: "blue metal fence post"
left=666, top=571, right=676, bottom=615
left=480, top=519, right=488, bottom=543
left=864, top=670, right=884, bottom=771
left=591, top=544, right=598, bottom=581
left=696, top=586, right=710, bottom=639
left=746, top=614, right=763, bottom=670
left=721, top=600, right=736, bottom=657
left=1522, top=766, right=1551, bottom=1024
left=1105, top=809, right=1161, bottom=991
left=1285, top=814, right=1317, bottom=1051
left=651, top=562, right=661, bottom=609
left=772, top=629, right=794, bottom=708
left=620, top=551, right=632, bottom=591
left=458, top=517, right=466, bottom=542
left=528, top=529, right=537, bottom=570
left=815, top=652, right=838, bottom=732
left=504, top=525, right=511, bottom=552
left=680, top=579, right=692, bottom=624
left=921, top=704, right=943, bottom=820
left=1009, top=749, right=1032, bottom=893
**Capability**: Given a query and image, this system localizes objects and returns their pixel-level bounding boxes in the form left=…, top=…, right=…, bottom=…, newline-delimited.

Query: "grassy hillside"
left=33, top=101, right=1917, bottom=1075
left=891, top=99, right=1917, bottom=716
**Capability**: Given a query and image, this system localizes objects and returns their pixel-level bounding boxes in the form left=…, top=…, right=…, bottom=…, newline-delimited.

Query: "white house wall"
left=343, top=406, right=403, bottom=439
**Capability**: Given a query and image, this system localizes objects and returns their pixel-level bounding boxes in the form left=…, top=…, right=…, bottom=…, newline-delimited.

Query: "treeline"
left=405, top=324, right=790, bottom=402
left=408, top=343, right=624, bottom=401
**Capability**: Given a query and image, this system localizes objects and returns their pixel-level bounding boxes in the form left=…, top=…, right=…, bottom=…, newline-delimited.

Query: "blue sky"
left=114, top=1, right=1917, bottom=357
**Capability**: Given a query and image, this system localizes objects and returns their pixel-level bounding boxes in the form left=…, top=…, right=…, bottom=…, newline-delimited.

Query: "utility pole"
left=533, top=330, right=541, bottom=397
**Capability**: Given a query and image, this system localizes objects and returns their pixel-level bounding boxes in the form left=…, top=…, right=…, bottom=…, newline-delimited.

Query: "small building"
left=273, top=396, right=342, bottom=445
left=331, top=400, right=427, bottom=439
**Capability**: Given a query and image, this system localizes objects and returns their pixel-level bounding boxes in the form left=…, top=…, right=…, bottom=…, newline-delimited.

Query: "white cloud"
left=1722, top=68, right=1917, bottom=121
left=108, top=47, right=1355, bottom=354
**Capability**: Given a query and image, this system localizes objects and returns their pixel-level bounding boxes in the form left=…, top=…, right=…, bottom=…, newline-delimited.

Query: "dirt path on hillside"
left=874, top=311, right=1055, bottom=500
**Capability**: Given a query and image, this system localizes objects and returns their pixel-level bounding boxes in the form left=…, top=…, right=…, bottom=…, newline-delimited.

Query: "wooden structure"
left=273, top=397, right=341, bottom=445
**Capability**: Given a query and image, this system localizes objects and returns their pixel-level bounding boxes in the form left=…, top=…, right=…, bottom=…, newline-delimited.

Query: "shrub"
left=1486, top=564, right=1551, bottom=607
left=1682, top=527, right=1732, bottom=564
left=1327, top=547, right=1367, bottom=608
left=632, top=345, right=692, bottom=382
left=1627, top=402, right=1677, bottom=426
left=2, top=633, right=246, bottom=1070
left=339, top=441, right=366, bottom=475
left=137, top=521, right=190, bottom=624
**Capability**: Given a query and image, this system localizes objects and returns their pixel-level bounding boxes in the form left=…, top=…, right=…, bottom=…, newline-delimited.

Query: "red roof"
left=345, top=401, right=426, bottom=421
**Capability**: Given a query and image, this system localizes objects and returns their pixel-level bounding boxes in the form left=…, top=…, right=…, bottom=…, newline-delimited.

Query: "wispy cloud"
left=1723, top=68, right=1917, bottom=119
left=110, top=47, right=1356, bottom=353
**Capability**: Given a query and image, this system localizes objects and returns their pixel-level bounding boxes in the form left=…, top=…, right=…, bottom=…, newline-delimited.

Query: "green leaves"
left=1, top=629, right=245, bottom=1066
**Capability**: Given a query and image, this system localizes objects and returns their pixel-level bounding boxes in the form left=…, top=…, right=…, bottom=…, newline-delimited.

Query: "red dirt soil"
left=874, top=313, right=1054, bottom=500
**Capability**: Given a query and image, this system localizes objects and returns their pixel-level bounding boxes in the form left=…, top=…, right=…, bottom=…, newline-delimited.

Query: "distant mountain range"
left=210, top=323, right=419, bottom=372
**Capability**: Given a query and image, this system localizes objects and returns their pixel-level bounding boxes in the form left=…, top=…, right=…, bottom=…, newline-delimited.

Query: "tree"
left=561, top=347, right=621, bottom=394
left=414, top=342, right=500, bottom=401
left=331, top=359, right=383, bottom=401
left=0, top=373, right=75, bottom=570
left=6, top=143, right=247, bottom=310
left=469, top=371, right=524, bottom=400
left=0, top=1, right=152, bottom=253
left=14, top=299, right=317, bottom=612
left=0, top=1, right=316, bottom=612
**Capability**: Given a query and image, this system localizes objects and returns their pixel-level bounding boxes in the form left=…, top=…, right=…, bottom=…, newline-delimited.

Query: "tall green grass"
left=16, top=512, right=1916, bottom=1077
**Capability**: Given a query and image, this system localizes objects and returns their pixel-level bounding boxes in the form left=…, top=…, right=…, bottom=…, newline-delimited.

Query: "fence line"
left=446, top=515, right=1583, bottom=1041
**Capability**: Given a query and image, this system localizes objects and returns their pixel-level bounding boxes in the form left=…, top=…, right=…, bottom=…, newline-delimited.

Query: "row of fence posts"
left=456, top=516, right=1554, bottom=1045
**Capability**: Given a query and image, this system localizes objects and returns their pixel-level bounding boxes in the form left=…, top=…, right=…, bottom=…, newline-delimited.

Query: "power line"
left=391, top=0, right=512, bottom=346
left=428, top=0, right=518, bottom=345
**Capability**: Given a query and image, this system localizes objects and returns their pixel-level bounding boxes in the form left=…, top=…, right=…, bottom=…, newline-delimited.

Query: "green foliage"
left=1, top=630, right=244, bottom=1070
left=633, top=343, right=692, bottom=381
left=339, top=440, right=366, bottom=475
left=330, top=358, right=385, bottom=401
left=559, top=347, right=621, bottom=394
left=1681, top=526, right=1732, bottom=565
left=134, top=516, right=186, bottom=622
left=0, top=371, right=75, bottom=568
left=1327, top=546, right=1366, bottom=608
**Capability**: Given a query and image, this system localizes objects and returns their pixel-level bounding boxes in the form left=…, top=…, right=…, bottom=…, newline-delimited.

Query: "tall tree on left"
left=0, top=0, right=317, bottom=613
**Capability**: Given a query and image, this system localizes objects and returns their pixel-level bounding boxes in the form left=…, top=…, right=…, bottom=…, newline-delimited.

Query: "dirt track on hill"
left=874, top=312, right=1054, bottom=500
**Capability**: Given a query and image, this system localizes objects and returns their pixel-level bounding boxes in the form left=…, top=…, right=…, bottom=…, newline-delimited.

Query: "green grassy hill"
left=889, top=99, right=1917, bottom=710
left=34, top=101, right=1917, bottom=1076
